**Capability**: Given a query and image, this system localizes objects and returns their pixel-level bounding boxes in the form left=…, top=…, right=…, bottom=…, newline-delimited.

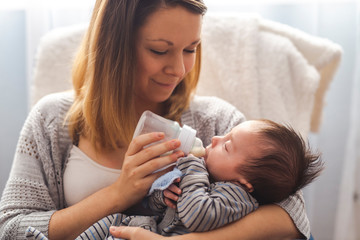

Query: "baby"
left=79, top=119, right=324, bottom=239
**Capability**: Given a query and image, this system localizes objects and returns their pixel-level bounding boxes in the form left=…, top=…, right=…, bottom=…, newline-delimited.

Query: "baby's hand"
left=163, top=178, right=181, bottom=209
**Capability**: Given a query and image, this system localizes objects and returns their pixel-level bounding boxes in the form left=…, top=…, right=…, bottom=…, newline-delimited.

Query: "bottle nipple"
left=190, top=138, right=206, bottom=157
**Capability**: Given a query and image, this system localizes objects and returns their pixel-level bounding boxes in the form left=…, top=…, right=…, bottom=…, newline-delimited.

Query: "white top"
left=64, top=145, right=121, bottom=206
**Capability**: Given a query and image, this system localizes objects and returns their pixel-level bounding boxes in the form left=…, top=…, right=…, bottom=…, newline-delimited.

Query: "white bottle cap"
left=177, top=125, right=196, bottom=154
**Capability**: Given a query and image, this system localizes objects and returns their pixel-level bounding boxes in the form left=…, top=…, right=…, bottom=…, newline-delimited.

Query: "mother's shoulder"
left=33, top=91, right=73, bottom=111
left=30, top=91, right=74, bottom=121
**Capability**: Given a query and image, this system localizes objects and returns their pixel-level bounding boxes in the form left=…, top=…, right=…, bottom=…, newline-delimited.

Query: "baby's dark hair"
left=236, top=119, right=324, bottom=205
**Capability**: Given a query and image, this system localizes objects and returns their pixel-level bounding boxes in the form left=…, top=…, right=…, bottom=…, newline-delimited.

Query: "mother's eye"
left=150, top=49, right=167, bottom=55
left=184, top=49, right=196, bottom=54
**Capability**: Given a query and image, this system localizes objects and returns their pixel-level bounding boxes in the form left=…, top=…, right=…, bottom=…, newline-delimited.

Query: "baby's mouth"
left=204, top=146, right=210, bottom=161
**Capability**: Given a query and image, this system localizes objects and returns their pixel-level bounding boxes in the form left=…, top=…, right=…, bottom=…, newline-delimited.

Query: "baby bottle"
left=133, top=110, right=206, bottom=157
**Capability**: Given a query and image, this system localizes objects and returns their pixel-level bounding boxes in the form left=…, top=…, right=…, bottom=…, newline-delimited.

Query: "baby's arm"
left=145, top=168, right=182, bottom=215
left=146, top=190, right=167, bottom=216
left=177, top=156, right=259, bottom=232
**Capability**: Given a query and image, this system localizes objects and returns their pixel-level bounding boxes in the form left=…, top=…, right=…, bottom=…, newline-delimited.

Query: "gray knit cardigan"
left=0, top=91, right=310, bottom=239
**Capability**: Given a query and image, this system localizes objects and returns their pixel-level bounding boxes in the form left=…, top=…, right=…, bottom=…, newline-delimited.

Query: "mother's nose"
left=164, top=54, right=185, bottom=78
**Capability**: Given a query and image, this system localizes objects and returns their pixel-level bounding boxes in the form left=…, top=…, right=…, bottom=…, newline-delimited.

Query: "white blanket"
left=197, top=14, right=342, bottom=136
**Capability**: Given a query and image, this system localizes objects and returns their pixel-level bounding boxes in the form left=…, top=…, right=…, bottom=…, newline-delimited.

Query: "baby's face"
left=204, top=120, right=265, bottom=182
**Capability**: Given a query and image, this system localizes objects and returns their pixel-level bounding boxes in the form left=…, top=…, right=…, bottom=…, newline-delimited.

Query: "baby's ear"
left=238, top=179, right=254, bottom=193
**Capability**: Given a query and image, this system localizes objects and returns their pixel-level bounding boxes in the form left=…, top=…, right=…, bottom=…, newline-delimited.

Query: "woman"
left=0, top=0, right=308, bottom=239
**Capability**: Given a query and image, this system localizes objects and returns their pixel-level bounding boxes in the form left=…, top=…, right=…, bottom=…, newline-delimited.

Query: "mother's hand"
left=110, top=226, right=166, bottom=240
left=111, top=132, right=184, bottom=212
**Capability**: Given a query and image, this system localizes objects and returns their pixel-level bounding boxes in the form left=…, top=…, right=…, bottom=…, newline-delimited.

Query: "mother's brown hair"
left=66, top=0, right=207, bottom=150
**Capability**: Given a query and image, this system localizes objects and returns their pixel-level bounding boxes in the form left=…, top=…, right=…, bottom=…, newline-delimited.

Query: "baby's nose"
left=211, top=136, right=221, bottom=147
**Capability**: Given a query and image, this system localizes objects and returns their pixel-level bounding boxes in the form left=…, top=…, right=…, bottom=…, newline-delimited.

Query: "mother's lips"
left=151, top=78, right=178, bottom=87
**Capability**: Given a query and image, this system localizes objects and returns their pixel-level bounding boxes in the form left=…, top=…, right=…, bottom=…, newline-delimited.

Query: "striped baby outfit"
left=147, top=156, right=259, bottom=236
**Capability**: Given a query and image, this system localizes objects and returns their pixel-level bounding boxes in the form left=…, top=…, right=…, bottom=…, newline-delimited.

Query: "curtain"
left=334, top=3, right=360, bottom=239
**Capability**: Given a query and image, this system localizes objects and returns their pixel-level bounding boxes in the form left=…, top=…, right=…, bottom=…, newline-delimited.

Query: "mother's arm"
left=49, top=133, right=182, bottom=240
left=110, top=204, right=302, bottom=240
left=186, top=204, right=303, bottom=240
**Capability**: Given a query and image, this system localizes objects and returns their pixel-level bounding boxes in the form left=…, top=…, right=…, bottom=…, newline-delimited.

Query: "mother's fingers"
left=118, top=151, right=183, bottom=197
left=110, top=226, right=165, bottom=240
left=135, top=150, right=184, bottom=177
left=127, top=139, right=182, bottom=168
left=126, top=132, right=165, bottom=156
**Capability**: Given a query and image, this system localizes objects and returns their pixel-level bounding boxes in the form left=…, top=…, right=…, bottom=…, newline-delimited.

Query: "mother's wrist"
left=105, top=184, right=131, bottom=213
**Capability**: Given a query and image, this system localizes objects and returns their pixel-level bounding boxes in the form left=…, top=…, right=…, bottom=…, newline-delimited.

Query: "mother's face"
left=134, top=5, right=202, bottom=108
